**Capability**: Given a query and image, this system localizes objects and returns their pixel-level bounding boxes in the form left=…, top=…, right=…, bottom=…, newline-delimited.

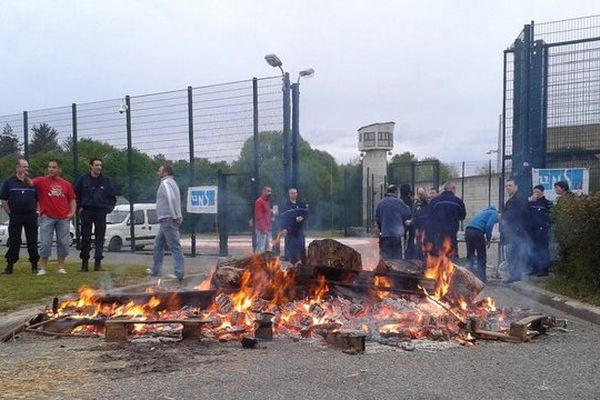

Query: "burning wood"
left=22, top=237, right=560, bottom=351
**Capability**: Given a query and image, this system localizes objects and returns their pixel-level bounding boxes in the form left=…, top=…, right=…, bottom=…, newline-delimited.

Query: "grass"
left=0, top=261, right=148, bottom=313
left=540, top=275, right=600, bottom=307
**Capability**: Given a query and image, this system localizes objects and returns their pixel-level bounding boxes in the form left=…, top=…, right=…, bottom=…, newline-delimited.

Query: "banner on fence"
left=187, top=186, right=218, bottom=214
left=532, top=168, right=589, bottom=201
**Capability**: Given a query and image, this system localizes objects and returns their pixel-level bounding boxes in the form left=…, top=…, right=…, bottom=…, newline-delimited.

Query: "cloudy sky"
left=1, top=0, right=598, bottom=163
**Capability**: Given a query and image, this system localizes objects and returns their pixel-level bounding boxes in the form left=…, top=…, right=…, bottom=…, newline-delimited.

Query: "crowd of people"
left=374, top=178, right=575, bottom=284
left=1, top=158, right=185, bottom=281
left=253, top=186, right=308, bottom=264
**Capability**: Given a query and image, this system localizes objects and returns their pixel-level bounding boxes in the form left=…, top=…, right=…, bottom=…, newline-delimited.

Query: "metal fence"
left=502, top=15, right=600, bottom=202
left=0, top=76, right=284, bottom=255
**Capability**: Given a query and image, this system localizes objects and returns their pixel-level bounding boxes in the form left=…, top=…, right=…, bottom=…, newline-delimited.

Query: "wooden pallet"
left=104, top=319, right=209, bottom=342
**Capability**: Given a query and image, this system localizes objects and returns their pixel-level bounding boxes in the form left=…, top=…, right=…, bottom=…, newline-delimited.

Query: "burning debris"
left=7, top=239, right=561, bottom=352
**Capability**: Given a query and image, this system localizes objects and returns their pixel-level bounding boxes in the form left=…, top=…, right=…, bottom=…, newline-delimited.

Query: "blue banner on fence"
left=187, top=186, right=218, bottom=214
left=532, top=168, right=589, bottom=201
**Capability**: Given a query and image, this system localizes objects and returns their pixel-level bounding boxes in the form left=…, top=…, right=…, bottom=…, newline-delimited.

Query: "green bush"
left=552, top=192, right=600, bottom=289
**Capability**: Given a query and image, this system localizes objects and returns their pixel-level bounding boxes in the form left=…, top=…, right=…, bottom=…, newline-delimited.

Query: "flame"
left=194, top=267, right=215, bottom=291
left=424, top=237, right=455, bottom=300
left=374, top=275, right=392, bottom=300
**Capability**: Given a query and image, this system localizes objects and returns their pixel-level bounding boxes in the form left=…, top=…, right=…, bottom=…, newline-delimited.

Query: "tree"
left=0, top=123, right=20, bottom=157
left=30, top=123, right=60, bottom=154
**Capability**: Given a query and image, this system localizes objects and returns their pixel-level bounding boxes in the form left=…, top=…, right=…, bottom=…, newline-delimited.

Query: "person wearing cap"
left=375, top=185, right=411, bottom=260
left=528, top=185, right=552, bottom=277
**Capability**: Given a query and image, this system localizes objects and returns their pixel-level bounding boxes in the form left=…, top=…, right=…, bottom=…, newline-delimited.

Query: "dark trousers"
left=427, top=231, right=459, bottom=260
left=506, top=234, right=530, bottom=280
left=465, top=227, right=487, bottom=282
left=530, top=229, right=551, bottom=274
left=379, top=236, right=403, bottom=260
left=80, top=209, right=107, bottom=261
left=5, top=212, right=39, bottom=265
left=284, top=232, right=306, bottom=264
left=404, top=227, right=417, bottom=259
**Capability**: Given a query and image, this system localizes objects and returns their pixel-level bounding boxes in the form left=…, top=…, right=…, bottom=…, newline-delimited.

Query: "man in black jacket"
left=74, top=158, right=116, bottom=272
left=279, top=188, right=308, bottom=264
left=502, top=179, right=531, bottom=283
left=425, top=181, right=466, bottom=259
left=0, top=159, right=39, bottom=274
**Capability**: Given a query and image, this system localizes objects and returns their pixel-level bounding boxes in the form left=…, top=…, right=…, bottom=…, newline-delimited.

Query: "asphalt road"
left=1, top=284, right=599, bottom=400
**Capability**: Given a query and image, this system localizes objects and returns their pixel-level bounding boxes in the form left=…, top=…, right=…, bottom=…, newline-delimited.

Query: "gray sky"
left=1, top=0, right=599, bottom=164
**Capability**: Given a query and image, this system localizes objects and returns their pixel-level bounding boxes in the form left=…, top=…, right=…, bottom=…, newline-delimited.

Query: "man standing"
left=74, top=158, right=116, bottom=272
left=425, top=181, right=466, bottom=259
left=465, top=206, right=499, bottom=283
left=400, top=184, right=416, bottom=259
left=501, top=179, right=531, bottom=283
left=254, top=186, right=273, bottom=253
left=280, top=187, right=308, bottom=264
left=411, top=187, right=430, bottom=259
left=554, top=180, right=574, bottom=201
left=375, top=185, right=411, bottom=260
left=150, top=165, right=184, bottom=282
left=528, top=185, right=552, bottom=277
left=0, top=159, right=39, bottom=274
left=32, top=159, right=76, bottom=276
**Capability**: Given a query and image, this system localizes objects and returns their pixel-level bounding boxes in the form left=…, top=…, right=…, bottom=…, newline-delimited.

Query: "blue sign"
left=532, top=168, right=589, bottom=201
left=187, top=186, right=218, bottom=214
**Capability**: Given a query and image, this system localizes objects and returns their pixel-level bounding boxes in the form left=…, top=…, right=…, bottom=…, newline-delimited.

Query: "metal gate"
left=502, top=15, right=600, bottom=205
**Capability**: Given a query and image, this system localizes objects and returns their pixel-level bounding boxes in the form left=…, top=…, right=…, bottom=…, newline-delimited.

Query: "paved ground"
left=1, top=285, right=599, bottom=400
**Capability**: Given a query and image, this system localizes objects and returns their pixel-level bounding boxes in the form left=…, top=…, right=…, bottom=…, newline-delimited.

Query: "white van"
left=105, top=203, right=159, bottom=251
left=0, top=211, right=75, bottom=247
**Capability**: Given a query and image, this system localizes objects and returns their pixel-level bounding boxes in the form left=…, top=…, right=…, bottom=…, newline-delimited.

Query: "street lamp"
left=264, top=54, right=314, bottom=192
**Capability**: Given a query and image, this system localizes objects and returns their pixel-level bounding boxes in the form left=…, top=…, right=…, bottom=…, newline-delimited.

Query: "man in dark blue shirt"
left=425, top=182, right=466, bottom=259
left=528, top=185, right=552, bottom=277
left=74, top=158, right=116, bottom=272
left=375, top=185, right=411, bottom=260
left=0, top=159, right=39, bottom=274
left=279, top=188, right=308, bottom=264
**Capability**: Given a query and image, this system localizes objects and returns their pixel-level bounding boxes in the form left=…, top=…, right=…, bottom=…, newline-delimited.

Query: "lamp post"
left=264, top=54, right=314, bottom=192
left=291, top=68, right=314, bottom=189
left=264, top=54, right=291, bottom=192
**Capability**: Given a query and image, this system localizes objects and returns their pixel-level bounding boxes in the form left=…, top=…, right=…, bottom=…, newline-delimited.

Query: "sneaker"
left=58, top=268, right=67, bottom=274
left=36, top=269, right=47, bottom=276
left=146, top=268, right=160, bottom=277
left=166, top=274, right=177, bottom=279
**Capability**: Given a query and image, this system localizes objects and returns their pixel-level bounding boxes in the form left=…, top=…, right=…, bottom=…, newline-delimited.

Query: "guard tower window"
left=378, top=132, right=391, bottom=147
left=364, top=132, right=376, bottom=147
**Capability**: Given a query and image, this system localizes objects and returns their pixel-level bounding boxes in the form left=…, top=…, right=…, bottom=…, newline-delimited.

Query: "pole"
left=217, top=170, right=228, bottom=256
left=282, top=72, right=291, bottom=192
left=23, top=111, right=29, bottom=159
left=460, top=161, right=465, bottom=231
left=187, top=86, right=196, bottom=257
left=291, top=82, right=300, bottom=189
left=72, top=103, right=80, bottom=248
left=252, top=78, right=260, bottom=251
left=488, top=159, right=492, bottom=207
left=125, top=95, right=135, bottom=252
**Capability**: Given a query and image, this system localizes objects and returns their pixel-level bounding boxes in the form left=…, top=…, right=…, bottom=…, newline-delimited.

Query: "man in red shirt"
left=254, top=186, right=273, bottom=253
left=32, top=159, right=76, bottom=276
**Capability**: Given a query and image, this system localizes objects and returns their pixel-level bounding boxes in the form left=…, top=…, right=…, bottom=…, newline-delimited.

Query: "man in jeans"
left=75, top=158, right=116, bottom=272
left=149, top=165, right=184, bottom=282
left=254, top=186, right=273, bottom=253
left=1, top=159, right=39, bottom=274
left=32, top=159, right=76, bottom=276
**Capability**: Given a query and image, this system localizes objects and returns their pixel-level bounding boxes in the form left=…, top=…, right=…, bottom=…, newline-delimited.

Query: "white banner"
left=531, top=168, right=589, bottom=202
left=187, top=186, right=218, bottom=214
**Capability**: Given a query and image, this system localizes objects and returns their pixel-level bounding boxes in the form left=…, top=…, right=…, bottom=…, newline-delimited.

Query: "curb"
left=510, top=281, right=600, bottom=325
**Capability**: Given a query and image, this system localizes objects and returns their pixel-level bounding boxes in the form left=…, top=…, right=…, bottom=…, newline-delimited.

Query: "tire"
left=69, top=233, right=74, bottom=247
left=108, top=236, right=122, bottom=252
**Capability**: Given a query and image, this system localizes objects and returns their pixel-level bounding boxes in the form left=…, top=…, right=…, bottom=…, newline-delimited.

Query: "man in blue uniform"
left=425, top=181, right=466, bottom=259
left=280, top=188, right=308, bottom=264
left=502, top=179, right=531, bottom=283
left=0, top=159, right=39, bottom=274
left=528, top=185, right=552, bottom=277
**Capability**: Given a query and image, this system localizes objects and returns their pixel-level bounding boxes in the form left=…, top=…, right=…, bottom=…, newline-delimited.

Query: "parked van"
left=105, top=203, right=159, bottom=252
